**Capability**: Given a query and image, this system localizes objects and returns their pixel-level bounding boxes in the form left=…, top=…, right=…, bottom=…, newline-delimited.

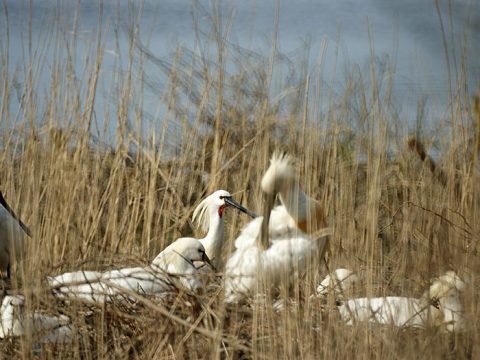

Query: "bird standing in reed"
left=0, top=191, right=32, bottom=280
left=225, top=153, right=330, bottom=303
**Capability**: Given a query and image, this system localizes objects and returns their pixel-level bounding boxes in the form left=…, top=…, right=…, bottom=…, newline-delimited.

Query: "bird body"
left=225, top=223, right=316, bottom=302
left=49, top=270, right=103, bottom=287
left=225, top=153, right=329, bottom=303
left=49, top=237, right=213, bottom=303
left=337, top=271, right=465, bottom=332
left=0, top=207, right=26, bottom=276
left=0, top=192, right=32, bottom=278
left=0, top=295, right=73, bottom=343
left=51, top=267, right=174, bottom=303
left=338, top=296, right=440, bottom=328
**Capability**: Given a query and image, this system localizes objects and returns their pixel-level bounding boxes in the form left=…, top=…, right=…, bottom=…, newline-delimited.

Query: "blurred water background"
left=2, top=0, right=479, bottom=150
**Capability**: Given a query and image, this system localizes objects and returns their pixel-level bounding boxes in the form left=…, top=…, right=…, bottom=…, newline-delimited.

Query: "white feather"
left=225, top=221, right=320, bottom=303
left=192, top=196, right=211, bottom=233
left=49, top=237, right=209, bottom=304
left=260, top=152, right=296, bottom=195
left=338, top=296, right=441, bottom=328
left=423, top=271, right=466, bottom=332
left=316, top=268, right=358, bottom=298
left=337, top=271, right=466, bottom=332
left=191, top=190, right=234, bottom=266
left=0, top=295, right=73, bottom=343
left=225, top=152, right=327, bottom=303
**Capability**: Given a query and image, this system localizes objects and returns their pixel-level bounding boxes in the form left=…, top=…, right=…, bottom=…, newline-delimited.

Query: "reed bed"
left=0, top=2, right=478, bottom=359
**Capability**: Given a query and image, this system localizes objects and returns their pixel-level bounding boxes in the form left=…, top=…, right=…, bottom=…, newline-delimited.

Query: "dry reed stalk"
left=0, top=1, right=477, bottom=359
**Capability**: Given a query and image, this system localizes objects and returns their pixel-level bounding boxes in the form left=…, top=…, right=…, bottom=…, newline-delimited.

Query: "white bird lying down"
left=192, top=190, right=256, bottom=269
left=0, top=295, right=73, bottom=343
left=48, top=238, right=213, bottom=304
left=0, top=191, right=32, bottom=279
left=338, top=296, right=441, bottom=329
left=337, top=271, right=466, bottom=332
left=225, top=153, right=330, bottom=303
left=316, top=268, right=359, bottom=298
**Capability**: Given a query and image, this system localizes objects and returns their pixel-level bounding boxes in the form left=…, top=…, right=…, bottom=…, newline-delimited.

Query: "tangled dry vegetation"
left=0, top=4, right=479, bottom=359
left=0, top=95, right=478, bottom=359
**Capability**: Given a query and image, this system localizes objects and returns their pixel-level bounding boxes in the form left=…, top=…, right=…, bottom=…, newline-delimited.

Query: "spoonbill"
left=0, top=295, right=73, bottom=343
left=224, top=153, right=330, bottom=303
left=259, top=152, right=326, bottom=241
left=49, top=237, right=214, bottom=304
left=0, top=191, right=32, bottom=279
left=192, top=190, right=257, bottom=268
left=337, top=271, right=466, bottom=332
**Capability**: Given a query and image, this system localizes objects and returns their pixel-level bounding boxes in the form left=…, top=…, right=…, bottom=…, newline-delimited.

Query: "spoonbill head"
left=149, top=237, right=213, bottom=292
left=0, top=191, right=32, bottom=278
left=259, top=152, right=326, bottom=247
left=192, top=190, right=256, bottom=266
left=152, top=237, right=213, bottom=271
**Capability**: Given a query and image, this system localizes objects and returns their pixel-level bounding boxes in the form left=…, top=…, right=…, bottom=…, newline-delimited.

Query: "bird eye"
left=219, top=195, right=225, bottom=199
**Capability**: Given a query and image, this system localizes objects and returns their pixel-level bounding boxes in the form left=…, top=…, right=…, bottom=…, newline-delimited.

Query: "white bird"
left=225, top=153, right=330, bottom=303
left=316, top=268, right=359, bottom=298
left=192, top=190, right=256, bottom=268
left=48, top=237, right=214, bottom=304
left=259, top=152, right=326, bottom=239
left=0, top=295, right=73, bottom=343
left=337, top=271, right=466, bottom=332
left=0, top=191, right=32, bottom=278
left=338, top=296, right=440, bottom=328
left=425, top=271, right=466, bottom=332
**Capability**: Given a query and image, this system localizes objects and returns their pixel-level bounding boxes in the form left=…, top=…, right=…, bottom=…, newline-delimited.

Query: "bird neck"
left=279, top=182, right=325, bottom=233
left=278, top=181, right=307, bottom=220
left=199, top=207, right=224, bottom=263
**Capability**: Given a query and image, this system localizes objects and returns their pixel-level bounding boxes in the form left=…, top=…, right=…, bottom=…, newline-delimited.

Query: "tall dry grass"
left=0, top=2, right=478, bottom=359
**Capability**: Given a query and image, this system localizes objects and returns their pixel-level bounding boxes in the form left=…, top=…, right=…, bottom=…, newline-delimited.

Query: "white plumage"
left=337, top=271, right=466, bottom=332
left=259, top=153, right=326, bottom=236
left=192, top=190, right=255, bottom=269
left=225, top=153, right=329, bottom=303
left=0, top=295, right=73, bottom=343
left=316, top=268, right=359, bottom=298
left=48, top=237, right=213, bottom=304
left=48, top=190, right=253, bottom=303
left=424, top=271, right=466, bottom=332
left=338, top=296, right=440, bottom=328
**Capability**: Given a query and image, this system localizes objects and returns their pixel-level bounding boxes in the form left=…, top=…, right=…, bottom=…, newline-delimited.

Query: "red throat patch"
left=218, top=205, right=226, bottom=218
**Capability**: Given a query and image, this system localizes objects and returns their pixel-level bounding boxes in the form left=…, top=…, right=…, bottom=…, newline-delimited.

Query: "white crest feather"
left=192, top=197, right=211, bottom=233
left=261, top=151, right=296, bottom=194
